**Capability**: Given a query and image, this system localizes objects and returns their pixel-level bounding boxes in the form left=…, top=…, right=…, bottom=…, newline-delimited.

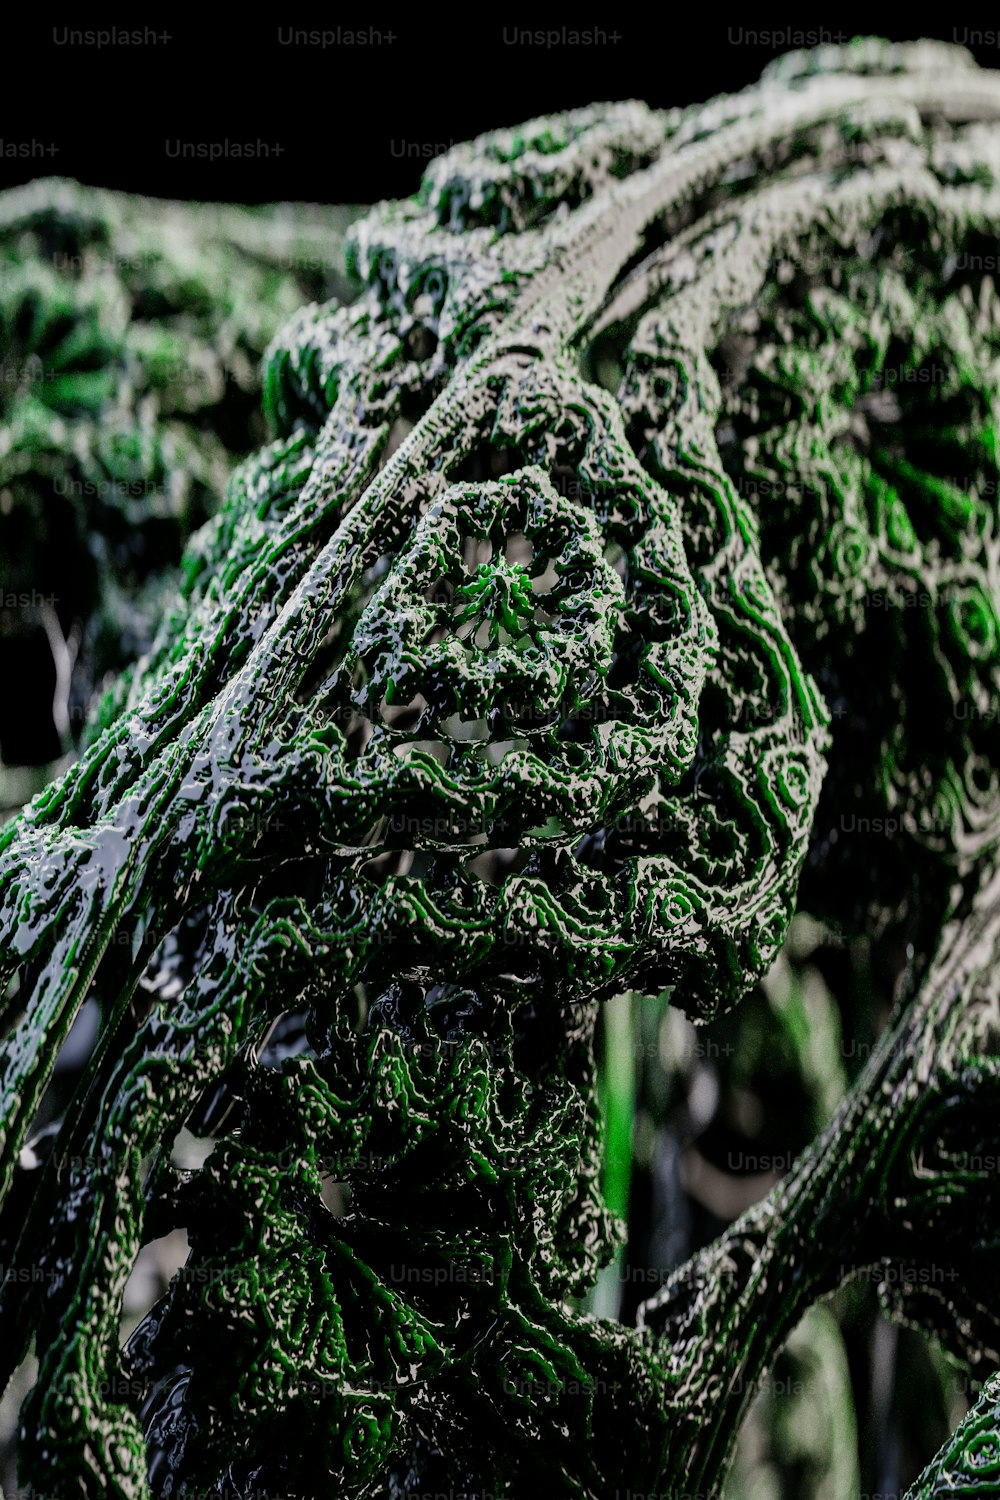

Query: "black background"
left=3, top=20, right=1000, bottom=206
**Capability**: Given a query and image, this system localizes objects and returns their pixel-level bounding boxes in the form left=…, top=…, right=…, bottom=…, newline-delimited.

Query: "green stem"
left=591, top=990, right=635, bottom=1319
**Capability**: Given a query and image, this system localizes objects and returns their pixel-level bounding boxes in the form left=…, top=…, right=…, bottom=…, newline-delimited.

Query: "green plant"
left=0, top=180, right=359, bottom=810
left=2, top=36, right=1000, bottom=1499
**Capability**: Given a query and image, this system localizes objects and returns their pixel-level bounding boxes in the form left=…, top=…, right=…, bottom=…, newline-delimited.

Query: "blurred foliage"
left=0, top=179, right=361, bottom=812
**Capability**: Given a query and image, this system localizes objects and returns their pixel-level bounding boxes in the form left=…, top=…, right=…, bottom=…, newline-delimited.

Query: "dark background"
left=3, top=20, right=999, bottom=206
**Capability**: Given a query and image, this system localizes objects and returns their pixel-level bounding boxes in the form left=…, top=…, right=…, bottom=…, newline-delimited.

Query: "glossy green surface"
left=1, top=36, right=1000, bottom=1499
